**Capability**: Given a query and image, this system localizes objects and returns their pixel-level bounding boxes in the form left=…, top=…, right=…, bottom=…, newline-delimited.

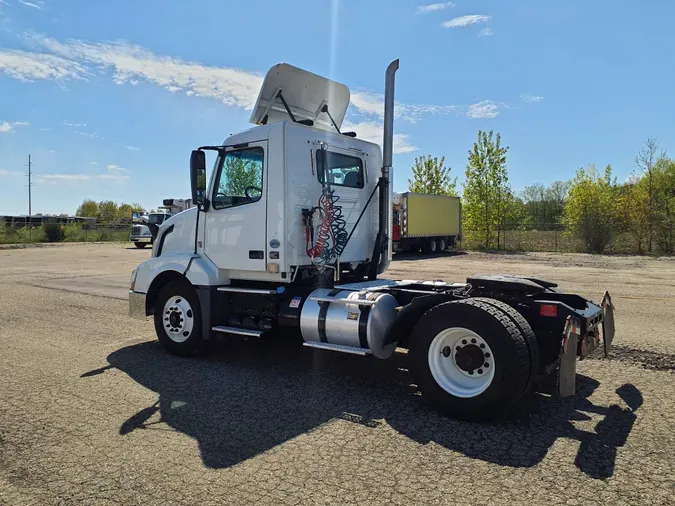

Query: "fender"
left=134, top=252, right=229, bottom=294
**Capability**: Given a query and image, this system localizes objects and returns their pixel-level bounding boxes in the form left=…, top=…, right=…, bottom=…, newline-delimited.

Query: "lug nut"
left=484, top=362, right=489, bottom=368
left=462, top=339, right=467, bottom=345
left=485, top=353, right=491, bottom=358
left=478, top=369, right=483, bottom=374
left=480, top=344, right=485, bottom=349
left=471, top=338, right=476, bottom=344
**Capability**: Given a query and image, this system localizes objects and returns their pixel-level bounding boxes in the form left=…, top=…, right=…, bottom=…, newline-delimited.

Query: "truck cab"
left=130, top=212, right=172, bottom=249
left=128, top=60, right=614, bottom=422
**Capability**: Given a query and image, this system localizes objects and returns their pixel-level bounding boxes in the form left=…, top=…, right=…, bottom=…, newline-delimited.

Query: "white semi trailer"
left=128, top=60, right=615, bottom=421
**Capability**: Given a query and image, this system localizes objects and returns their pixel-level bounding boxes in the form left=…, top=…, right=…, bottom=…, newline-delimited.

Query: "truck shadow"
left=91, top=340, right=641, bottom=479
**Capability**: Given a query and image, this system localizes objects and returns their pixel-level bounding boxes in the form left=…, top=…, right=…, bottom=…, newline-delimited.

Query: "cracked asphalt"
left=1, top=244, right=674, bottom=505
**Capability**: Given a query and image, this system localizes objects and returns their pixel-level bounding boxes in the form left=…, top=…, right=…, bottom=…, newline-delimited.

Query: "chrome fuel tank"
left=299, top=288, right=398, bottom=359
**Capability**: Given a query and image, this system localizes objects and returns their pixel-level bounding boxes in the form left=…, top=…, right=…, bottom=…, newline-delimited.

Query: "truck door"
left=204, top=141, right=268, bottom=272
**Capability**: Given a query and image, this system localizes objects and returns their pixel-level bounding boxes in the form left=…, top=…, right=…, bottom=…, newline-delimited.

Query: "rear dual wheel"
left=409, top=298, right=533, bottom=421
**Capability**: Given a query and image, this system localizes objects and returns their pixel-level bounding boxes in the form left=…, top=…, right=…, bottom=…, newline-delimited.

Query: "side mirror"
left=190, top=150, right=209, bottom=210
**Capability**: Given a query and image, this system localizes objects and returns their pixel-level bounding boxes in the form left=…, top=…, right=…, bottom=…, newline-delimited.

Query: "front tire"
left=134, top=242, right=147, bottom=249
left=409, top=299, right=531, bottom=421
left=154, top=279, right=203, bottom=357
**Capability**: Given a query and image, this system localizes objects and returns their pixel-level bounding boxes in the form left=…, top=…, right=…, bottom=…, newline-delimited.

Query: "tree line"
left=408, top=133, right=675, bottom=255
left=76, top=200, right=144, bottom=225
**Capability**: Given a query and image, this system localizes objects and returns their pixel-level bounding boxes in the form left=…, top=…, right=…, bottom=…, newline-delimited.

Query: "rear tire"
left=409, top=299, right=531, bottom=421
left=154, top=278, right=203, bottom=357
left=428, top=239, right=438, bottom=254
left=438, top=238, right=447, bottom=252
left=470, top=298, right=540, bottom=394
left=134, top=242, right=147, bottom=249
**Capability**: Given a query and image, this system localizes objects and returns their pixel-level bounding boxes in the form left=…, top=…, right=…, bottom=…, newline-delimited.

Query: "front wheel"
left=154, top=279, right=203, bottom=357
left=134, top=242, right=147, bottom=249
left=409, top=299, right=531, bottom=421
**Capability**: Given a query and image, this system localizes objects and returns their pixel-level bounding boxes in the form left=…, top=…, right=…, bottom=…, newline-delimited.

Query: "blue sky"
left=1, top=0, right=674, bottom=215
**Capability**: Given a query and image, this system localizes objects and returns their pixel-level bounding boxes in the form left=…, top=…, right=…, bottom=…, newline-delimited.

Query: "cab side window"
left=213, top=148, right=264, bottom=210
left=317, top=150, right=364, bottom=189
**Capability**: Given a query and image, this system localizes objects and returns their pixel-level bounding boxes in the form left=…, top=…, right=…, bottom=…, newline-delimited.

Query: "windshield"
left=148, top=214, right=168, bottom=225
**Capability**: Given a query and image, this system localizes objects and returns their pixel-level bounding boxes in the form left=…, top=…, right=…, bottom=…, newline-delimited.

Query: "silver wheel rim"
left=162, top=295, right=195, bottom=343
left=428, top=327, right=495, bottom=398
left=439, top=239, right=446, bottom=251
left=429, top=240, right=437, bottom=252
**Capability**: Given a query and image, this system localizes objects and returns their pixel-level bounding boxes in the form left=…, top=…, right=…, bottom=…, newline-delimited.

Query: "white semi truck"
left=128, top=60, right=615, bottom=421
left=130, top=199, right=193, bottom=248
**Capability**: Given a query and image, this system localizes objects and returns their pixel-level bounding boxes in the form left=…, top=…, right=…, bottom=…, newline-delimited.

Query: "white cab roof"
left=249, top=63, right=350, bottom=131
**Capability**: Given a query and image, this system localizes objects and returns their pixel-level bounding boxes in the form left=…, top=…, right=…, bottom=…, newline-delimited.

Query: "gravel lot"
left=1, top=244, right=673, bottom=505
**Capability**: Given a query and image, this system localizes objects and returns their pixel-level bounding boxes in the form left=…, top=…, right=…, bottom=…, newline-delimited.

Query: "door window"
left=317, top=150, right=364, bottom=189
left=212, top=147, right=264, bottom=210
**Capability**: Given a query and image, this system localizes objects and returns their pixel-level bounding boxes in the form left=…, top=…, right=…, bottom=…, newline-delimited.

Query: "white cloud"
left=0, top=121, right=13, bottom=133
left=466, top=100, right=500, bottom=119
left=442, top=15, right=491, bottom=28
left=521, top=93, right=544, bottom=103
left=416, top=3, right=454, bottom=14
left=99, top=174, right=129, bottom=182
left=19, top=0, right=42, bottom=9
left=40, top=127, right=52, bottom=131
left=89, top=161, right=98, bottom=165
left=39, top=173, right=129, bottom=182
left=14, top=121, right=30, bottom=126
left=107, top=164, right=130, bottom=173
left=125, top=145, right=140, bottom=151
left=342, top=121, right=417, bottom=154
left=30, top=35, right=263, bottom=108
left=75, top=130, right=103, bottom=140
left=63, top=121, right=85, bottom=127
left=0, top=49, right=87, bottom=81
left=0, top=169, right=22, bottom=177
left=350, top=90, right=460, bottom=122
left=48, top=149, right=56, bottom=153
left=479, top=27, right=494, bottom=37
left=42, top=174, right=90, bottom=181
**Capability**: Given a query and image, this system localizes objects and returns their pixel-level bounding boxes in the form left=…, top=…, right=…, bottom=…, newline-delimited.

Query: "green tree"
left=563, top=164, right=616, bottom=253
left=221, top=155, right=262, bottom=196
left=462, top=130, right=510, bottom=249
left=653, top=157, right=675, bottom=254
left=407, top=155, right=457, bottom=196
left=76, top=199, right=99, bottom=218
left=98, top=200, right=119, bottom=225
left=634, top=138, right=666, bottom=252
left=116, top=203, right=135, bottom=222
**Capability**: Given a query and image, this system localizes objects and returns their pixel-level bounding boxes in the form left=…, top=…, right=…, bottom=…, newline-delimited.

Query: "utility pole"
left=26, top=154, right=33, bottom=216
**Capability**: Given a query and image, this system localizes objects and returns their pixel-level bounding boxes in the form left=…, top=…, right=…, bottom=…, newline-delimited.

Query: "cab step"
left=212, top=325, right=264, bottom=337
left=302, top=341, right=371, bottom=356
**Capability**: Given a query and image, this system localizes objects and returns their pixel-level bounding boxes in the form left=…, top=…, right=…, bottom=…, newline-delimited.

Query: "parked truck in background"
left=128, top=60, right=615, bottom=421
left=392, top=192, right=461, bottom=254
left=130, top=199, right=193, bottom=248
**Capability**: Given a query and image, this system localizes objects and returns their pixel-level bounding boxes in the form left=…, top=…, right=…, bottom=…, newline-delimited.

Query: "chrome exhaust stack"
left=369, top=59, right=398, bottom=278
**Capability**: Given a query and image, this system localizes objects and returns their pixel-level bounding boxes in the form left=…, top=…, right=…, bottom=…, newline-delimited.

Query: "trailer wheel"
left=154, top=278, right=203, bottom=357
left=409, top=299, right=530, bottom=421
left=134, top=243, right=147, bottom=249
left=428, top=239, right=438, bottom=254
left=438, top=238, right=447, bottom=252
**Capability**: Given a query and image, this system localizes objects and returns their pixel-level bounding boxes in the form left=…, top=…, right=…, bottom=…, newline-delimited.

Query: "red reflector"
left=540, top=304, right=558, bottom=317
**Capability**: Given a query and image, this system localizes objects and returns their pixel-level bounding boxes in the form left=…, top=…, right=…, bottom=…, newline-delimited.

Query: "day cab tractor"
left=128, top=60, right=615, bottom=421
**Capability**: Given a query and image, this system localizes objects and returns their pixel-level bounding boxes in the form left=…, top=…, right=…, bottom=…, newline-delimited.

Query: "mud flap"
left=558, top=316, right=581, bottom=397
left=602, top=291, right=615, bottom=358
